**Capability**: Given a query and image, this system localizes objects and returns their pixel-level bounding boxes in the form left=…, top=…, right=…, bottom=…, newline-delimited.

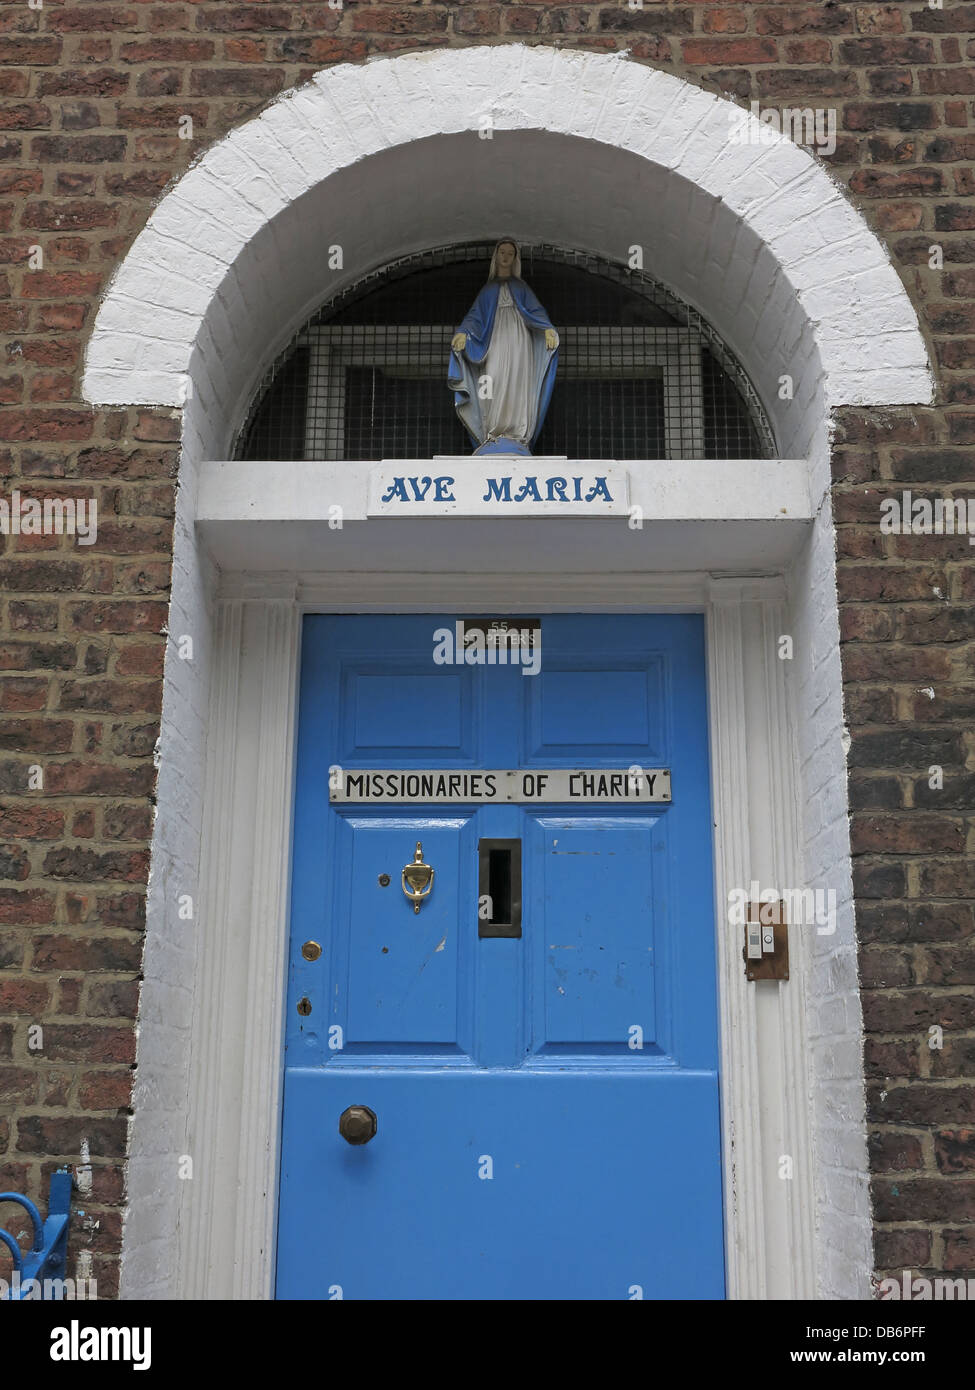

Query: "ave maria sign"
left=367, top=462, right=628, bottom=517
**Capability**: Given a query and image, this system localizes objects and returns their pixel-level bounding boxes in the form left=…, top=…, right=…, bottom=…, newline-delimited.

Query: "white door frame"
left=176, top=567, right=817, bottom=1300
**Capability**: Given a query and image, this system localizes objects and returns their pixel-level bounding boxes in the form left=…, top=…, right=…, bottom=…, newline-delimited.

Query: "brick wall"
left=0, top=1, right=973, bottom=1296
left=834, top=403, right=975, bottom=1284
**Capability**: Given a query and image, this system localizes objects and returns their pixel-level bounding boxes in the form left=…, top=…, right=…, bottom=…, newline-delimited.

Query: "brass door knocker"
left=402, top=841, right=434, bottom=913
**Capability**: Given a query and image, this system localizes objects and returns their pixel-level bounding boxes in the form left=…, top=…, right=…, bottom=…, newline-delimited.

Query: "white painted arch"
left=84, top=44, right=933, bottom=453
left=78, top=46, right=938, bottom=1302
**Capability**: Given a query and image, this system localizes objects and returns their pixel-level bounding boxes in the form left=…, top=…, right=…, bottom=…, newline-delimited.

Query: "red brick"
left=874, top=1178, right=975, bottom=1222
left=120, top=38, right=215, bottom=62
left=0, top=677, right=48, bottom=712
left=30, top=135, right=127, bottom=164
left=188, top=67, right=285, bottom=96
left=223, top=37, right=267, bottom=61
left=0, top=71, right=29, bottom=99
left=116, top=103, right=208, bottom=130
left=873, top=202, right=924, bottom=231
left=757, top=7, right=852, bottom=36
left=936, top=204, right=975, bottom=231
left=59, top=680, right=162, bottom=715
left=852, top=814, right=964, bottom=854
left=87, top=979, right=139, bottom=1018
left=46, top=8, right=139, bottom=33
left=78, top=1071, right=133, bottom=1111
left=0, top=167, right=40, bottom=195
left=784, top=37, right=832, bottom=63
left=0, top=1068, right=37, bottom=1105
left=42, top=762, right=155, bottom=798
left=682, top=37, right=778, bottom=64
left=0, top=806, right=62, bottom=838
left=920, top=69, right=975, bottom=96
left=0, top=38, right=62, bottom=65
left=40, top=1026, right=135, bottom=1065
left=0, top=888, right=55, bottom=924
left=855, top=6, right=904, bottom=36
left=133, top=412, right=180, bottom=443
left=67, top=601, right=168, bottom=636
left=850, top=168, right=943, bottom=196
left=37, top=71, right=129, bottom=98
left=937, top=338, right=975, bottom=366
left=198, top=5, right=294, bottom=32
left=30, top=372, right=75, bottom=403
left=16, top=1114, right=127, bottom=1156
left=20, top=271, right=102, bottom=300
left=844, top=103, right=939, bottom=132
left=759, top=68, right=858, bottom=97
left=271, top=36, right=367, bottom=62
left=874, top=1228, right=931, bottom=1269
left=868, top=71, right=913, bottom=97
left=0, top=717, right=73, bottom=753
left=114, top=644, right=166, bottom=677
left=503, top=9, right=540, bottom=35
left=840, top=37, right=935, bottom=65
left=0, top=979, right=49, bottom=1013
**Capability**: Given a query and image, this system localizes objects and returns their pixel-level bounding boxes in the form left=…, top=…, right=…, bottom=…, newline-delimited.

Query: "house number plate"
left=330, top=768, right=672, bottom=804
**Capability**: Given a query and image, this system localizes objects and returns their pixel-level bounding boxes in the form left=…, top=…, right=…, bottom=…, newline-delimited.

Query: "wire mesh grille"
left=235, top=243, right=775, bottom=462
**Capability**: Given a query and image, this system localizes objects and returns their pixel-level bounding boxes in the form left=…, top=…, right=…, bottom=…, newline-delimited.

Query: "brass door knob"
left=339, top=1104, right=377, bottom=1145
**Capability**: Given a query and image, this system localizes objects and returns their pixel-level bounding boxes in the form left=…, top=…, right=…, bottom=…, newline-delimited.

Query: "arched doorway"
left=82, top=46, right=934, bottom=1300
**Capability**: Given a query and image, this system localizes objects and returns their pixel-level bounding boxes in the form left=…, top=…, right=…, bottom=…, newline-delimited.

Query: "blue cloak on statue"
left=448, top=277, right=559, bottom=453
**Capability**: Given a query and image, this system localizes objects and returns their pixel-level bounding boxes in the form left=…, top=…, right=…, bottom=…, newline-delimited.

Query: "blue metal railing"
left=0, top=1168, right=72, bottom=1300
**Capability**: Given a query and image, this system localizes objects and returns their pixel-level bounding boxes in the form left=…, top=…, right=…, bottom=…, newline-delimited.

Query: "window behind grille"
left=235, top=243, right=774, bottom=462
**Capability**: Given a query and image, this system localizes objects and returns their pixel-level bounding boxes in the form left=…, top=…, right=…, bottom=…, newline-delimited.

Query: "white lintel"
left=196, top=458, right=812, bottom=573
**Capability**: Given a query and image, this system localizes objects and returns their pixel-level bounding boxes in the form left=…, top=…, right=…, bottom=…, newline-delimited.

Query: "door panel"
left=337, top=817, right=472, bottom=1053
left=276, top=614, right=724, bottom=1300
left=279, top=1070, right=722, bottom=1300
left=530, top=816, right=659, bottom=1052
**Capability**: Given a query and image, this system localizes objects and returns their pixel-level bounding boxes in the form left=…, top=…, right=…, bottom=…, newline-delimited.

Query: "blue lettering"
left=380, top=478, right=410, bottom=503
left=434, top=475, right=456, bottom=501
left=585, top=477, right=613, bottom=502
left=482, top=477, right=512, bottom=503
left=513, top=476, right=542, bottom=502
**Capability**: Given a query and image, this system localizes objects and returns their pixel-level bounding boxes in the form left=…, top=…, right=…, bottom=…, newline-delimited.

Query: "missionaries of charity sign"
left=331, top=768, right=672, bottom=804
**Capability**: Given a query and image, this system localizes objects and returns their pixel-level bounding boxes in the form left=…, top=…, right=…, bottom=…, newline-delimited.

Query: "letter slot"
left=478, top=838, right=522, bottom=938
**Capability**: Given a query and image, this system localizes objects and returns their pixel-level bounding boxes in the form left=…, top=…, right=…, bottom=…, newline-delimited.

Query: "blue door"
left=276, top=615, right=724, bottom=1299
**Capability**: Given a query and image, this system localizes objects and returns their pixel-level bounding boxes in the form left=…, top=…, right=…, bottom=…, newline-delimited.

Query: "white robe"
left=482, top=282, right=536, bottom=446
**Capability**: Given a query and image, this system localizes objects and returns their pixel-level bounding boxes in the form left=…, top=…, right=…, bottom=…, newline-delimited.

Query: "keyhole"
left=297, top=996, right=312, bottom=1016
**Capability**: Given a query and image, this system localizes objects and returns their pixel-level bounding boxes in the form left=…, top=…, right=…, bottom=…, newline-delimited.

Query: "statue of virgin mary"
left=448, top=239, right=559, bottom=456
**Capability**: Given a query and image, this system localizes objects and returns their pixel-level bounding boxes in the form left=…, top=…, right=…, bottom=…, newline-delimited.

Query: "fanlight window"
left=235, top=244, right=774, bottom=462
